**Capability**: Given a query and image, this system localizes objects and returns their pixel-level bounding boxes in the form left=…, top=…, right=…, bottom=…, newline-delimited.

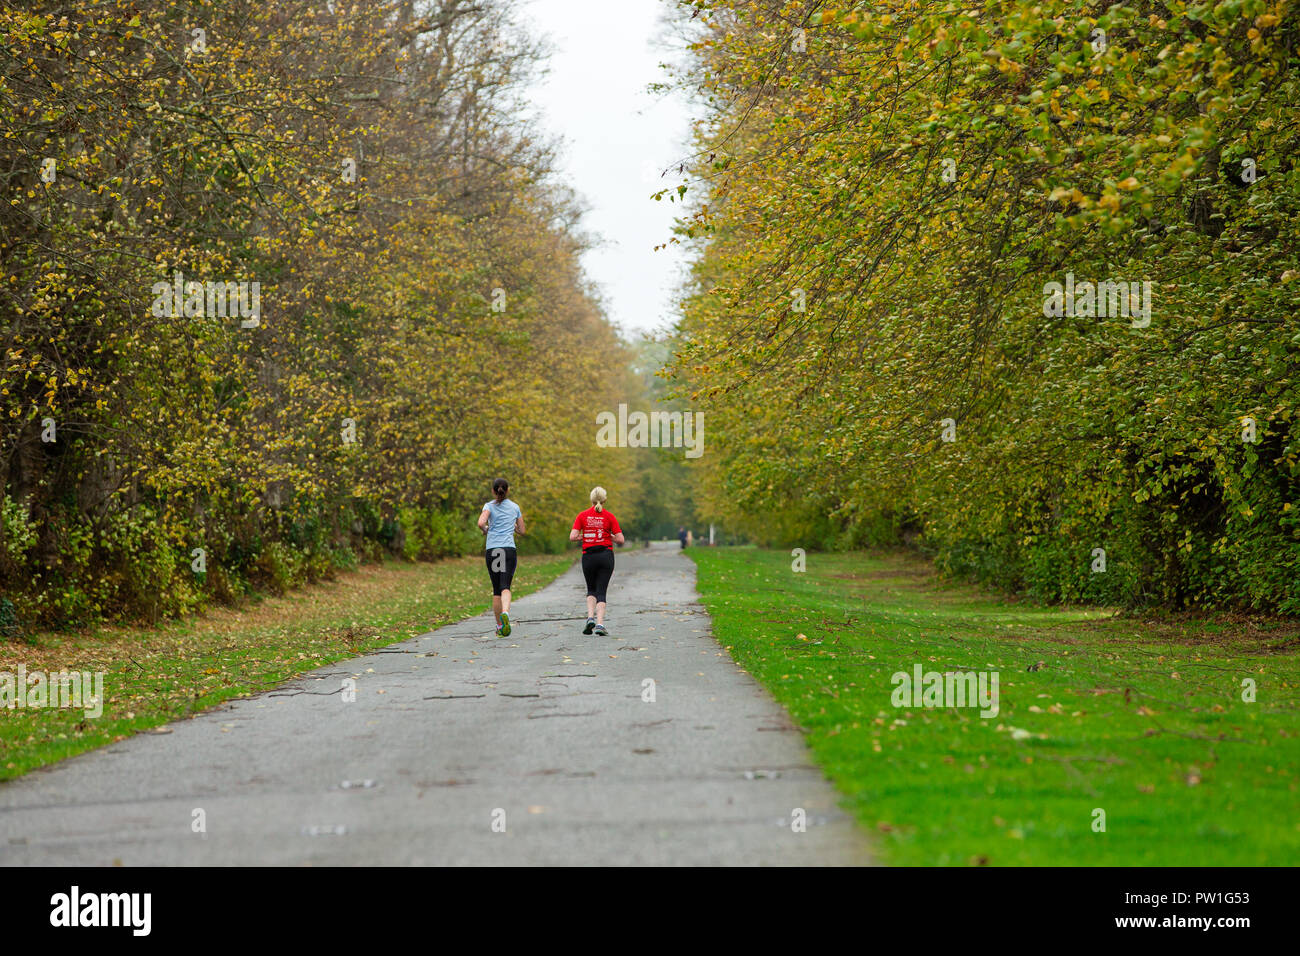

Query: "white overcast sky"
left=519, top=0, right=694, bottom=338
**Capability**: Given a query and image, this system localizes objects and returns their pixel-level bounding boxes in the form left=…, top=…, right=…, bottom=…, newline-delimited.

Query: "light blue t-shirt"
left=482, top=498, right=521, bottom=550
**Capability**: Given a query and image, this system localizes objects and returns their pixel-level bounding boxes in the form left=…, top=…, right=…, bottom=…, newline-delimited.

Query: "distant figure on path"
left=477, top=477, right=525, bottom=636
left=678, top=526, right=688, bottom=549
left=570, top=486, right=624, bottom=636
left=686, top=529, right=693, bottom=548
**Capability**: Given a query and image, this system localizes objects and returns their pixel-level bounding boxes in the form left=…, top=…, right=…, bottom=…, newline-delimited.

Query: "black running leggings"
left=485, top=547, right=517, bottom=596
left=581, top=547, right=615, bottom=603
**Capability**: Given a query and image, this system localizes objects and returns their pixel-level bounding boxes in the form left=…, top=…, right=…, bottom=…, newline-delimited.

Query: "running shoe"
left=593, top=623, right=608, bottom=636
left=582, top=617, right=595, bottom=635
left=500, top=611, right=511, bottom=637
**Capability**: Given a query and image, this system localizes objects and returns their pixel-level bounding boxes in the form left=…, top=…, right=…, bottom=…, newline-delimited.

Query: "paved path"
left=0, top=543, right=871, bottom=865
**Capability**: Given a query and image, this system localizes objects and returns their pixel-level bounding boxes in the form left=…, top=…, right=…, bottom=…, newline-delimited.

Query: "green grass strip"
left=690, top=546, right=1299, bottom=866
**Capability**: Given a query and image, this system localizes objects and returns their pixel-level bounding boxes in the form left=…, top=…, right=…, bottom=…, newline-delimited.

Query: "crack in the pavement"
left=526, top=768, right=596, bottom=777
left=416, top=778, right=474, bottom=789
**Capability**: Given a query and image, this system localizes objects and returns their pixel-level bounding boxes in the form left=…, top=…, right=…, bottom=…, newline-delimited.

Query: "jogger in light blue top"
left=477, top=478, right=525, bottom=636
left=482, top=497, right=522, bottom=549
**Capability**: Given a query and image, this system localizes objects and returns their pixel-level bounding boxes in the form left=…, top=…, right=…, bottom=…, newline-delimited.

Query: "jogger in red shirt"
left=570, top=486, right=624, bottom=636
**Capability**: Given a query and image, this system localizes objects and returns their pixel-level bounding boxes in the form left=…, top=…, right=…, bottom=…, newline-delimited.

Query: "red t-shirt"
left=573, top=507, right=622, bottom=551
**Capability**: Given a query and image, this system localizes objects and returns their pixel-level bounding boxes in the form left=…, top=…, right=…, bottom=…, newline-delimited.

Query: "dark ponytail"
left=492, top=477, right=509, bottom=502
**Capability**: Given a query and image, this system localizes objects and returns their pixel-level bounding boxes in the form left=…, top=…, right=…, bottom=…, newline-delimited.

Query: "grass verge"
left=1, top=554, right=572, bottom=782
left=690, top=546, right=1299, bottom=865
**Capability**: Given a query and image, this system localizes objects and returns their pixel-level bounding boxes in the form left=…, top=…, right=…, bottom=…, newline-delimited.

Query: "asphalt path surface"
left=0, top=542, right=870, bottom=865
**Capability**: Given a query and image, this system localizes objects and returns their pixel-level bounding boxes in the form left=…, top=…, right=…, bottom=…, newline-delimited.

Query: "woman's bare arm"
left=477, top=509, right=490, bottom=535
left=569, top=528, right=582, bottom=542
left=613, top=531, right=626, bottom=545
left=515, top=512, right=526, bottom=535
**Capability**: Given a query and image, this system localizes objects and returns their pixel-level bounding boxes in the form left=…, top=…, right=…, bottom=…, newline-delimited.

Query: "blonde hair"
left=589, top=486, right=607, bottom=512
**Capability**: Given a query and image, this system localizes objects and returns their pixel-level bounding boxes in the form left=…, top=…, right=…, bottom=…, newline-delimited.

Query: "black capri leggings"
left=485, top=547, right=517, bottom=596
left=581, top=547, right=615, bottom=603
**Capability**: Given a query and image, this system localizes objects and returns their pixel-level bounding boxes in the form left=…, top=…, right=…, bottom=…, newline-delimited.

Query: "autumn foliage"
left=1, top=0, right=636, bottom=629
left=669, top=0, right=1299, bottom=610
